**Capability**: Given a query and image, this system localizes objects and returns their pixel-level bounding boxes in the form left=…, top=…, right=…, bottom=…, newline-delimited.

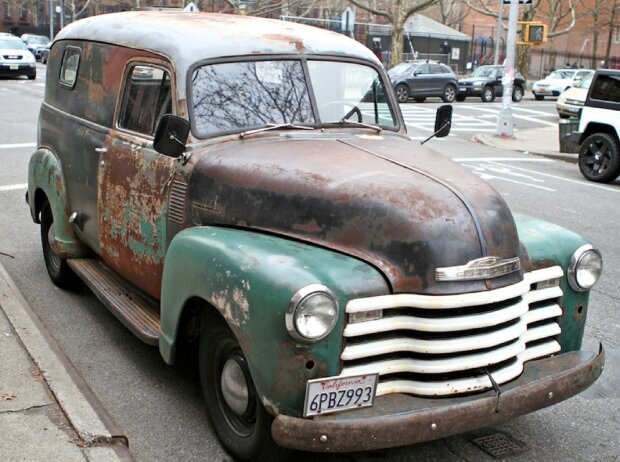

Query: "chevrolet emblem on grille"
left=435, top=256, right=521, bottom=281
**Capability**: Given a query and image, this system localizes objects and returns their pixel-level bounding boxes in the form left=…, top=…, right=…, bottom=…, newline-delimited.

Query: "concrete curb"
left=471, top=133, right=579, bottom=164
left=0, top=262, right=131, bottom=461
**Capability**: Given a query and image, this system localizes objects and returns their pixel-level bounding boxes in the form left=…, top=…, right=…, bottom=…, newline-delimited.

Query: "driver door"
left=97, top=62, right=176, bottom=300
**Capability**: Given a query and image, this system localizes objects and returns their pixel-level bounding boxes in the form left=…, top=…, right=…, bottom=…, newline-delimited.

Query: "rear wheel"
left=40, top=201, right=78, bottom=289
left=199, top=313, right=288, bottom=462
left=28, top=72, right=36, bottom=80
left=481, top=86, right=495, bottom=102
left=395, top=84, right=409, bottom=103
left=578, top=132, right=620, bottom=183
left=441, top=84, right=456, bottom=103
left=512, top=86, right=524, bottom=102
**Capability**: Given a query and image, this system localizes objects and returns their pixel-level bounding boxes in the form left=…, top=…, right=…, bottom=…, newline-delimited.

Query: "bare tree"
left=347, top=0, right=439, bottom=67
left=434, top=0, right=469, bottom=29
left=466, top=0, right=579, bottom=77
left=604, top=0, right=620, bottom=68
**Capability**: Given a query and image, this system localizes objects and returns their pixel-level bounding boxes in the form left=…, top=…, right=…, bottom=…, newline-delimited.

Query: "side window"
left=417, top=64, right=430, bottom=74
left=119, top=64, right=173, bottom=136
left=59, top=47, right=80, bottom=88
left=591, top=75, right=620, bottom=103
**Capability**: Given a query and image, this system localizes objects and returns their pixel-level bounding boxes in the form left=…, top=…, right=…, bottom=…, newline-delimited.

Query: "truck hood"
left=186, top=132, right=522, bottom=294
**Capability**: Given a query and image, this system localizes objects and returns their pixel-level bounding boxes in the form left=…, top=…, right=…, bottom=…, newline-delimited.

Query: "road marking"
left=0, top=143, right=36, bottom=149
left=466, top=107, right=558, bottom=127
left=456, top=157, right=553, bottom=162
left=0, top=183, right=27, bottom=192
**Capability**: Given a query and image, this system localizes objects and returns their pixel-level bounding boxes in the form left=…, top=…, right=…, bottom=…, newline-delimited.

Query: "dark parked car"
left=457, top=65, right=525, bottom=102
left=389, top=61, right=458, bottom=103
left=20, top=33, right=50, bottom=61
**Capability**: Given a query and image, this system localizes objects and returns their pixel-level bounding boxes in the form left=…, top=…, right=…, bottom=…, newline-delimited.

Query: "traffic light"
left=522, top=23, right=547, bottom=45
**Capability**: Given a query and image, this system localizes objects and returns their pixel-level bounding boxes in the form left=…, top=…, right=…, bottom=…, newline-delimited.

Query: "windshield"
left=0, top=38, right=27, bottom=50
left=575, top=73, right=593, bottom=89
left=471, top=66, right=497, bottom=78
left=388, top=62, right=414, bottom=76
left=191, top=59, right=397, bottom=138
left=28, top=36, right=49, bottom=45
left=548, top=70, right=575, bottom=80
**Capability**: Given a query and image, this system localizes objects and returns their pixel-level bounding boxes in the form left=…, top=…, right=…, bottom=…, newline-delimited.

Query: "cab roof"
left=55, top=11, right=379, bottom=73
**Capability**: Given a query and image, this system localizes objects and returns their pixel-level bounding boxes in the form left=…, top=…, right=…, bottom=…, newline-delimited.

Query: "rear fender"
left=28, top=148, right=88, bottom=258
left=159, top=226, right=388, bottom=416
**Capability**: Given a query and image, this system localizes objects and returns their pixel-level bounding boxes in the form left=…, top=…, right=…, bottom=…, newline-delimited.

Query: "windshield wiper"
left=334, top=119, right=382, bottom=133
left=239, top=123, right=314, bottom=138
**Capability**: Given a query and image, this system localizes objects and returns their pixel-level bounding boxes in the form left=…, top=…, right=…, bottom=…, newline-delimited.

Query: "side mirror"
left=434, top=105, right=452, bottom=138
left=154, top=114, right=190, bottom=158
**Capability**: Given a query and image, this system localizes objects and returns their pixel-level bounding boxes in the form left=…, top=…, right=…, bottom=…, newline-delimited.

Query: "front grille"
left=341, top=266, right=563, bottom=397
left=565, top=99, right=584, bottom=106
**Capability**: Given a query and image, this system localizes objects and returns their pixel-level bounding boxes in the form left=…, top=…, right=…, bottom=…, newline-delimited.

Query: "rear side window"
left=59, top=47, right=80, bottom=87
left=590, top=75, right=620, bottom=103
left=119, top=64, right=173, bottom=136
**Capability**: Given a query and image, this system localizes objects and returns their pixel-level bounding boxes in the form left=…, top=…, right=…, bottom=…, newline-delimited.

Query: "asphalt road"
left=0, top=66, right=618, bottom=462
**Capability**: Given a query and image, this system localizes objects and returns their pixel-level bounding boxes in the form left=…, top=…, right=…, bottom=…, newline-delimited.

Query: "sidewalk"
left=471, top=125, right=579, bottom=163
left=0, top=262, right=131, bottom=461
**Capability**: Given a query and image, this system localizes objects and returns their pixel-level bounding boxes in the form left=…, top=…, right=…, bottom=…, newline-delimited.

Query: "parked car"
left=389, top=61, right=458, bottom=103
left=532, top=69, right=594, bottom=100
left=20, top=33, right=50, bottom=61
left=39, top=43, right=51, bottom=64
left=457, top=65, right=525, bottom=102
left=28, top=11, right=604, bottom=462
left=570, top=69, right=620, bottom=182
left=556, top=72, right=593, bottom=118
left=0, top=35, right=36, bottom=79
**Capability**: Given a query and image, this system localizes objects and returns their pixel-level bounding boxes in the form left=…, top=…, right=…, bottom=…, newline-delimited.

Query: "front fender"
left=28, top=148, right=87, bottom=258
left=514, top=213, right=595, bottom=352
left=159, top=226, right=388, bottom=416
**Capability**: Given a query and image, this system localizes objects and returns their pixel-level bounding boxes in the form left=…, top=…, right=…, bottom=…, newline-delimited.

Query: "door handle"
left=95, top=147, right=108, bottom=155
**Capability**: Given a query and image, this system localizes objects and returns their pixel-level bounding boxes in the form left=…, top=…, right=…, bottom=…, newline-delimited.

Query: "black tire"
left=455, top=94, right=466, bottom=102
left=413, top=96, right=426, bottom=103
left=534, top=94, right=545, bottom=101
left=199, top=314, right=288, bottom=462
left=512, top=86, right=524, bottom=102
left=40, top=201, right=78, bottom=289
left=28, top=72, right=36, bottom=80
left=578, top=133, right=620, bottom=183
left=481, top=86, right=495, bottom=102
left=395, top=84, right=409, bottom=103
left=42, top=55, right=47, bottom=64
left=441, top=84, right=456, bottom=103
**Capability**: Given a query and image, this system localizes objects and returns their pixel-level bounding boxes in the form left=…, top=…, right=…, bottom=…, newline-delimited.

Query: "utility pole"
left=493, top=0, right=504, bottom=66
left=49, top=0, right=54, bottom=38
left=495, top=0, right=519, bottom=138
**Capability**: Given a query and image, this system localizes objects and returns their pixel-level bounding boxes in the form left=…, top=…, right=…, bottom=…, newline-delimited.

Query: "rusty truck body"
left=27, top=11, right=604, bottom=461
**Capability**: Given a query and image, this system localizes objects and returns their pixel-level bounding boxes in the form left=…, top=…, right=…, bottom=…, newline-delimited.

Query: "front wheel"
left=534, top=94, right=545, bottom=101
left=512, top=86, right=524, bottom=102
left=578, top=133, right=620, bottom=183
left=395, top=84, right=409, bottom=103
left=441, top=84, right=456, bottom=103
left=40, top=201, right=78, bottom=289
left=481, top=86, right=495, bottom=102
left=199, top=314, right=287, bottom=462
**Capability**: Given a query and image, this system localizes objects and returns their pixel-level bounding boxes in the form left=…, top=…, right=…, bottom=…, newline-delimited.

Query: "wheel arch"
left=28, top=148, right=88, bottom=258
left=580, top=122, right=620, bottom=144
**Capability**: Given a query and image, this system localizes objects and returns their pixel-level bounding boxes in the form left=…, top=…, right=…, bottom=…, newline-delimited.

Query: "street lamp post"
left=495, top=0, right=519, bottom=138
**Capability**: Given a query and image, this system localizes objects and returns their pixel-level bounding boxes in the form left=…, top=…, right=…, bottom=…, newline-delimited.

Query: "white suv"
left=572, top=70, right=620, bottom=182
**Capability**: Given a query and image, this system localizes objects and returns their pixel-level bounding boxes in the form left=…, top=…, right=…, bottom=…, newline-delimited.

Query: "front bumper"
left=0, top=63, right=36, bottom=77
left=271, top=345, right=604, bottom=453
left=458, top=85, right=482, bottom=97
left=533, top=88, right=561, bottom=97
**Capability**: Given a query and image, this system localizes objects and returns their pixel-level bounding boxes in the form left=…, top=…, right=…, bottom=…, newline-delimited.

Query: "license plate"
left=9, top=64, right=19, bottom=70
left=568, top=107, right=578, bottom=112
left=304, top=373, right=378, bottom=417
left=539, top=88, right=546, bottom=93
left=459, top=87, right=466, bottom=92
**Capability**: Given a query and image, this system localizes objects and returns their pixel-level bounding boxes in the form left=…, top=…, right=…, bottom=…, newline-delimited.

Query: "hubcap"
left=221, top=358, right=249, bottom=416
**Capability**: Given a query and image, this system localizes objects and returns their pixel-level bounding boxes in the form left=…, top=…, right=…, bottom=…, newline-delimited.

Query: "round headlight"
left=285, top=284, right=338, bottom=342
left=568, top=245, right=603, bottom=292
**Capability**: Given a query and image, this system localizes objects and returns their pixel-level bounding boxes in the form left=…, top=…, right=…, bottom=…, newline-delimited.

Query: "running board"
left=67, top=259, right=160, bottom=345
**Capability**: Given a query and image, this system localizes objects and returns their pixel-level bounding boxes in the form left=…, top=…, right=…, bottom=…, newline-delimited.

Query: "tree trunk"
left=604, top=0, right=617, bottom=67
left=389, top=0, right=406, bottom=68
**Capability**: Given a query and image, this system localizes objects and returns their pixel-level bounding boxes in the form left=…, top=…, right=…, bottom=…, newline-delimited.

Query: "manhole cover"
left=471, top=433, right=529, bottom=458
